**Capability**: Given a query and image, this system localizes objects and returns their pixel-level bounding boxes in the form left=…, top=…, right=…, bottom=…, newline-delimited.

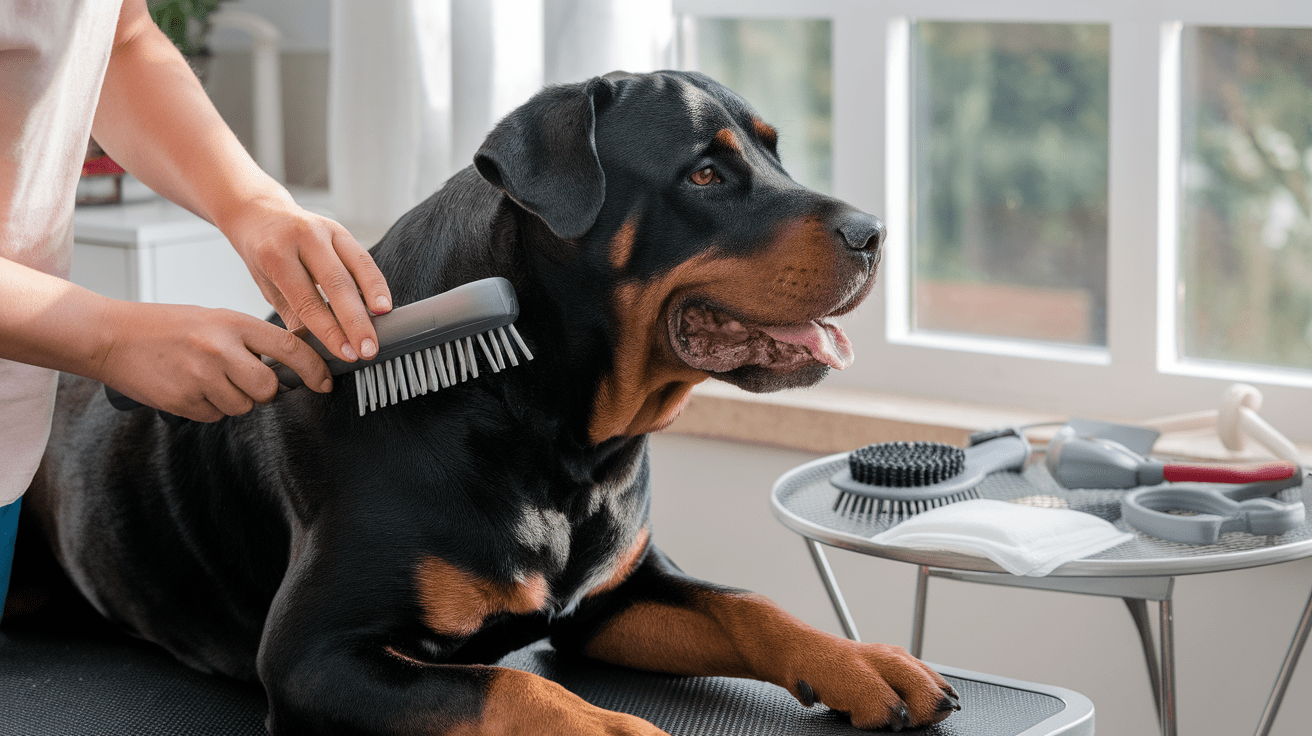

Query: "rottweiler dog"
left=19, top=71, right=959, bottom=734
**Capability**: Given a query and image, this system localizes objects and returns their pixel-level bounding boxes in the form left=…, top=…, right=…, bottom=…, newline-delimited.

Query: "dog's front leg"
left=556, top=547, right=960, bottom=731
left=257, top=551, right=669, bottom=736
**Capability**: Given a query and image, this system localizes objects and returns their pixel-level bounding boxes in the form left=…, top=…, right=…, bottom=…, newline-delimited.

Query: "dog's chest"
left=415, top=466, right=651, bottom=638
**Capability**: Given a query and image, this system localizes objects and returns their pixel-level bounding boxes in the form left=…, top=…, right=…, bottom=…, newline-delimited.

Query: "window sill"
left=664, top=381, right=1312, bottom=464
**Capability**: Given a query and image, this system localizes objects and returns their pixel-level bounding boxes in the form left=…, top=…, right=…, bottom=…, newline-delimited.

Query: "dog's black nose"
left=837, top=214, right=885, bottom=252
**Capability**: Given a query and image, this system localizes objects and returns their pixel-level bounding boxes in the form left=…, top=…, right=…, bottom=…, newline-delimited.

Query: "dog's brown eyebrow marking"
left=752, top=118, right=778, bottom=149
left=609, top=216, right=638, bottom=271
left=415, top=557, right=550, bottom=637
left=713, top=128, right=742, bottom=155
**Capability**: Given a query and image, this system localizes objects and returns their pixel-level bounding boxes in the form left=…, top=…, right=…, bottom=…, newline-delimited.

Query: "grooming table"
left=773, top=453, right=1312, bottom=736
left=0, top=628, right=1091, bottom=735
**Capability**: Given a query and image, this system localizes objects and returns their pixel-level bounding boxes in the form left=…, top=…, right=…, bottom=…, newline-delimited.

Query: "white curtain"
left=329, top=0, right=674, bottom=242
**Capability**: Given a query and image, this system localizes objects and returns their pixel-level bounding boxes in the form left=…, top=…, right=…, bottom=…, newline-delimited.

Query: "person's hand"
left=221, top=195, right=392, bottom=364
left=94, top=300, right=334, bottom=422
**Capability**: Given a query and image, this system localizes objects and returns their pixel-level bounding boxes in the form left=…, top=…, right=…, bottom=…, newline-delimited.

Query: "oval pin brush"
left=104, top=277, right=533, bottom=418
left=830, top=432, right=1031, bottom=519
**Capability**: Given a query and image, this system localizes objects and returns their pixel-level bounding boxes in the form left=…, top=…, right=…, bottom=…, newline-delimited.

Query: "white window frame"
left=674, top=0, right=1312, bottom=442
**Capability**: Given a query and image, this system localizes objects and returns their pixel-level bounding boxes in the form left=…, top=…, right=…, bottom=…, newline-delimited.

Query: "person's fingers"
left=333, top=225, right=392, bottom=316
left=242, top=319, right=333, bottom=394
left=300, top=241, right=379, bottom=361
left=264, top=257, right=356, bottom=362
left=226, top=352, right=282, bottom=405
left=178, top=398, right=226, bottom=423
left=206, top=376, right=257, bottom=417
left=253, top=277, right=302, bottom=332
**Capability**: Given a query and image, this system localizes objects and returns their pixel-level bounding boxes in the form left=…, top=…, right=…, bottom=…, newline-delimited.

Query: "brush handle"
left=103, top=277, right=520, bottom=409
left=1157, top=461, right=1301, bottom=485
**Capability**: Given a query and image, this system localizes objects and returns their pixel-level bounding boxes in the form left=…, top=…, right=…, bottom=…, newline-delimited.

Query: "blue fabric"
left=0, top=497, right=19, bottom=617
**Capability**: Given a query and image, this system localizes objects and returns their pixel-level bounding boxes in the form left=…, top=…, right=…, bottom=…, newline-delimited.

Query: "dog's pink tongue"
left=761, top=321, right=854, bottom=370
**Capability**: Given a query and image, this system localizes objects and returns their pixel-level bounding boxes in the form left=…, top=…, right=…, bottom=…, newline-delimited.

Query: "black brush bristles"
left=352, top=324, right=533, bottom=416
left=833, top=441, right=977, bottom=521
left=832, top=487, right=982, bottom=521
left=848, top=442, right=965, bottom=486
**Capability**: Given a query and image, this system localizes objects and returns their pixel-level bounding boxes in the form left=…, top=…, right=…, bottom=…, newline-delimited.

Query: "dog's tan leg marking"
left=583, top=591, right=957, bottom=730
left=447, top=668, right=667, bottom=736
left=415, top=557, right=550, bottom=637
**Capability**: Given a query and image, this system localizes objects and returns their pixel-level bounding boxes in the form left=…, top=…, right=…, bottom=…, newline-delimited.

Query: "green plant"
left=148, top=0, right=226, bottom=56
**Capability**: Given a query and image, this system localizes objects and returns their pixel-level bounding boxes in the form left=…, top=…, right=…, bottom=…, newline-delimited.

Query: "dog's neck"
left=512, top=212, right=710, bottom=446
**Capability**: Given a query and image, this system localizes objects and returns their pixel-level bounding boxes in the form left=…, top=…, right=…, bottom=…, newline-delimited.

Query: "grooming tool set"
left=1044, top=424, right=1305, bottom=544
left=104, top=277, right=532, bottom=418
left=831, top=406, right=1307, bottom=546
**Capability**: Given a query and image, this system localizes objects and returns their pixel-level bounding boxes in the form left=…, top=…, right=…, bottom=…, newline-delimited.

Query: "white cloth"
left=869, top=499, right=1134, bottom=577
left=0, top=0, right=123, bottom=505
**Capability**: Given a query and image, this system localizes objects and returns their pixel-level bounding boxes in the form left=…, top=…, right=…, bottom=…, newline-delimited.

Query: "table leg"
left=1159, top=599, right=1177, bottom=736
left=1124, top=598, right=1162, bottom=722
left=911, top=565, right=929, bottom=659
left=804, top=538, right=861, bottom=642
left=1253, top=584, right=1312, bottom=736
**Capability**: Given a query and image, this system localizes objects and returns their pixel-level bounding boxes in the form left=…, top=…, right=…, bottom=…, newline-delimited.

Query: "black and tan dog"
left=19, top=71, right=958, bottom=734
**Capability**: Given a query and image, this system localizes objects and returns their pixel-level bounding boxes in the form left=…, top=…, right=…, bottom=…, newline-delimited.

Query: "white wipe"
left=869, top=499, right=1134, bottom=577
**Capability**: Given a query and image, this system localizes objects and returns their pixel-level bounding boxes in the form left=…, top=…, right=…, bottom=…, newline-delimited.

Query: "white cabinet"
left=71, top=180, right=331, bottom=320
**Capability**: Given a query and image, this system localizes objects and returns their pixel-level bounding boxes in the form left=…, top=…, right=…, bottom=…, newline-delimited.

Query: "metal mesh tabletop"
left=0, top=630, right=1093, bottom=736
left=773, top=453, right=1312, bottom=577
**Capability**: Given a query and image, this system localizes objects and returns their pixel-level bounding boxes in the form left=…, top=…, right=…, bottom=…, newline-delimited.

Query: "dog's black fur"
left=15, top=71, right=958, bottom=735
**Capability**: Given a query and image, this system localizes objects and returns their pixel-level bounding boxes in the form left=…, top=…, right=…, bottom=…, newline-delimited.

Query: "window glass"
left=912, top=22, right=1110, bottom=346
left=689, top=18, right=833, bottom=194
left=1179, top=27, right=1312, bottom=372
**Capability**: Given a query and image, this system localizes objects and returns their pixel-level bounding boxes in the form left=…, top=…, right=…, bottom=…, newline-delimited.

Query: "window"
left=1177, top=27, right=1312, bottom=373
left=682, top=18, right=833, bottom=194
left=678, top=1, right=1312, bottom=442
left=911, top=22, right=1109, bottom=346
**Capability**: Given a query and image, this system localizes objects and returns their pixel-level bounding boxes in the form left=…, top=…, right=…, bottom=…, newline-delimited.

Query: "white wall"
left=648, top=432, right=1312, bottom=736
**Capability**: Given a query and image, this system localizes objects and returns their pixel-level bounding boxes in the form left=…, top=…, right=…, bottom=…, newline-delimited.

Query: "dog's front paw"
left=782, top=639, right=959, bottom=731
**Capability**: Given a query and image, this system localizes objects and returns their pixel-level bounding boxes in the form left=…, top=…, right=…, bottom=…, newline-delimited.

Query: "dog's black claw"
left=887, top=704, right=911, bottom=731
left=943, top=683, right=961, bottom=701
left=795, top=679, right=816, bottom=707
left=937, top=693, right=961, bottom=713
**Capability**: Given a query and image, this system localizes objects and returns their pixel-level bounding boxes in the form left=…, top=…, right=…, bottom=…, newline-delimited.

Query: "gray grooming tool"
left=830, top=432, right=1030, bottom=518
left=104, top=277, right=532, bottom=418
left=1046, top=425, right=1301, bottom=490
left=1122, top=476, right=1305, bottom=545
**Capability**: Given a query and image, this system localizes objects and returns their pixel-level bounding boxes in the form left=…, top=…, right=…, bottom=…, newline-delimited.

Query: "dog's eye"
left=690, top=167, right=721, bottom=186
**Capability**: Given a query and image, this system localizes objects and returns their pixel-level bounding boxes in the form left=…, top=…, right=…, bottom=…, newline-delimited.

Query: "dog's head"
left=475, top=70, right=882, bottom=441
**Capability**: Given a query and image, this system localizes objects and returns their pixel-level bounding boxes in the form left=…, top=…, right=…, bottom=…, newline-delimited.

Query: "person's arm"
left=0, top=257, right=331, bottom=422
left=90, top=0, right=391, bottom=363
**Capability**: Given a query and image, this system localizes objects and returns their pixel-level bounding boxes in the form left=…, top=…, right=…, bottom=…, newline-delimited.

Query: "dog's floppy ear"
left=474, top=77, right=615, bottom=242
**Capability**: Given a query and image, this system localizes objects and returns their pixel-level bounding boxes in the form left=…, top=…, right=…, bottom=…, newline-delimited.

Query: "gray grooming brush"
left=277, top=277, right=532, bottom=415
left=830, top=432, right=1031, bottom=519
left=104, top=277, right=532, bottom=418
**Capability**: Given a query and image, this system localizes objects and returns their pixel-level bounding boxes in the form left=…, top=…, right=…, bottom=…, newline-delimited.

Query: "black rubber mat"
left=0, top=631, right=1070, bottom=735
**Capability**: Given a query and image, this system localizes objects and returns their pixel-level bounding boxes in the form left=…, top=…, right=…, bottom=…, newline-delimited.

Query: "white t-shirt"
left=0, top=0, right=123, bottom=505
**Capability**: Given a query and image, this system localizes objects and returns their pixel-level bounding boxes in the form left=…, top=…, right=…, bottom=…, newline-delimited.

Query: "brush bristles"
left=353, top=324, right=533, bottom=416
left=833, top=488, right=981, bottom=521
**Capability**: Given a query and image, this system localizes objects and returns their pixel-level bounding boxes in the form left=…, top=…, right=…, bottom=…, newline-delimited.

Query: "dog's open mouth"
left=670, top=302, right=854, bottom=374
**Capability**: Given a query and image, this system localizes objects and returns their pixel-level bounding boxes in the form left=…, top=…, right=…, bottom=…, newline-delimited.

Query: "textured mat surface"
left=0, top=631, right=1070, bottom=735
